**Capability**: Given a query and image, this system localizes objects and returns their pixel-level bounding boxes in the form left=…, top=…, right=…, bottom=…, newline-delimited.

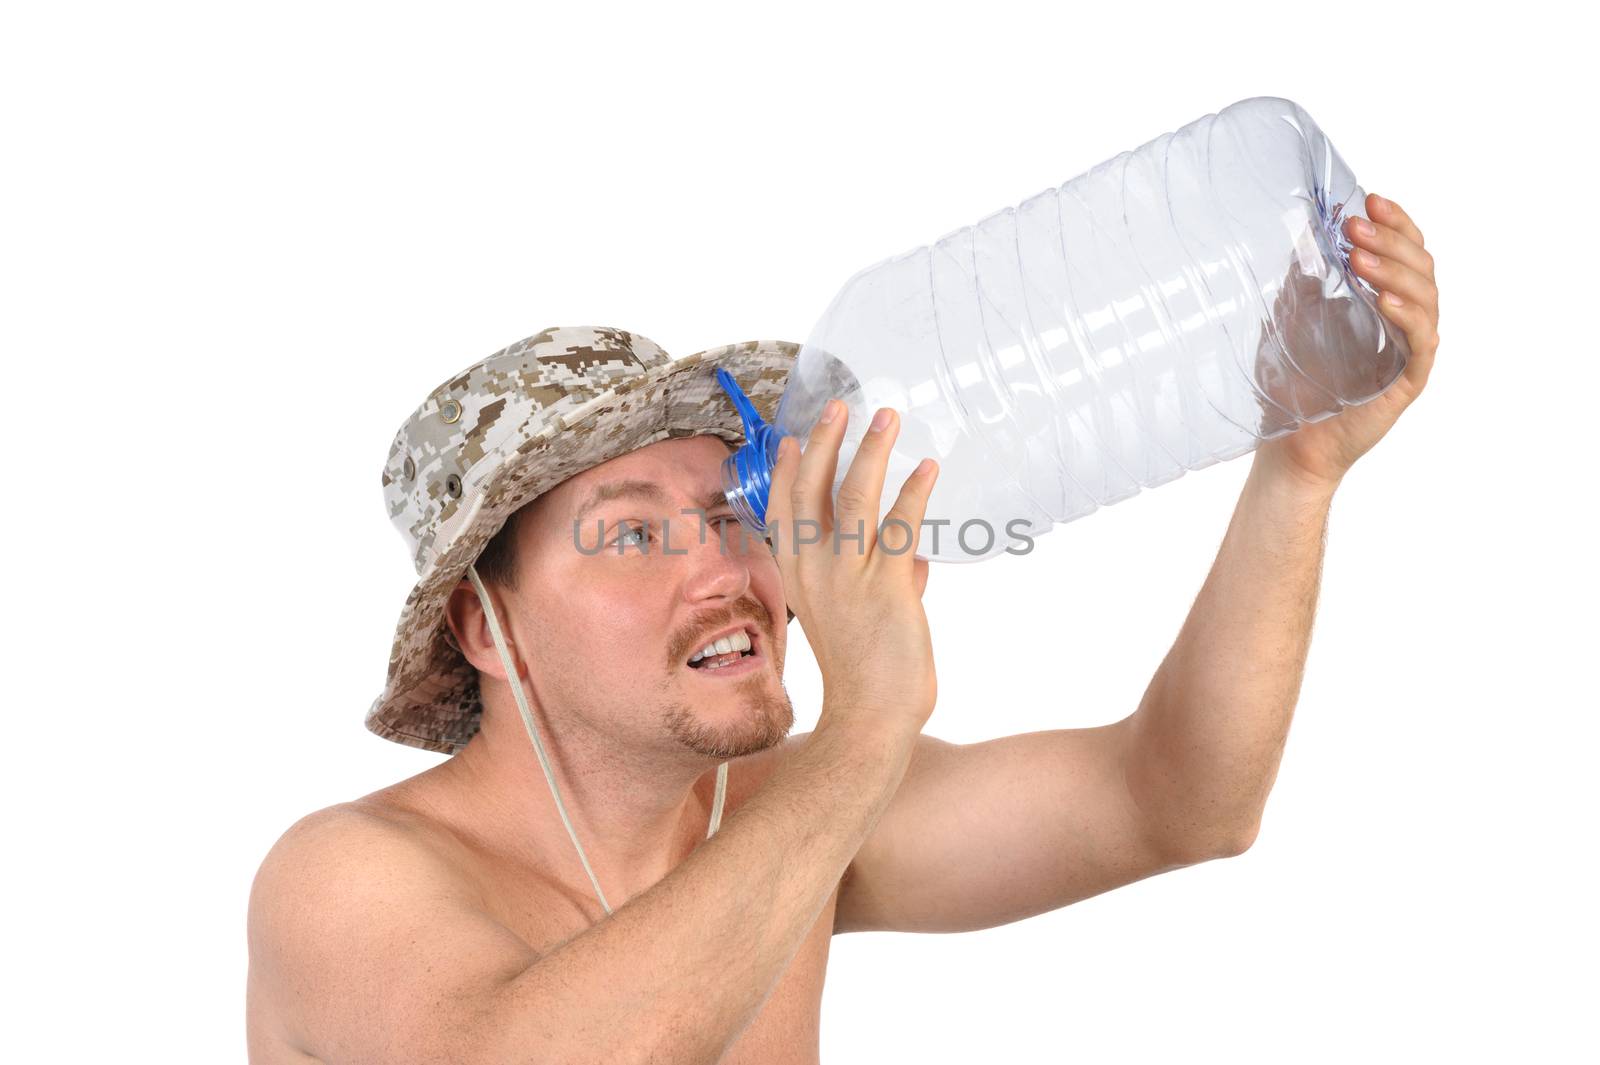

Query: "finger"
left=1345, top=212, right=1434, bottom=279
left=835, top=407, right=900, bottom=553
left=791, top=398, right=847, bottom=533
left=763, top=435, right=804, bottom=571
left=876, top=456, right=938, bottom=563
left=1368, top=193, right=1426, bottom=251
left=1348, top=246, right=1437, bottom=315
left=1375, top=290, right=1440, bottom=391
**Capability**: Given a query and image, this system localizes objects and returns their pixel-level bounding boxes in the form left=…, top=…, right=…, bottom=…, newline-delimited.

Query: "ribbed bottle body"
left=770, top=97, right=1408, bottom=561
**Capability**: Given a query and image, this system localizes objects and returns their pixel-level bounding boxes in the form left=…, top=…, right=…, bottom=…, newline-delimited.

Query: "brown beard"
left=659, top=674, right=795, bottom=761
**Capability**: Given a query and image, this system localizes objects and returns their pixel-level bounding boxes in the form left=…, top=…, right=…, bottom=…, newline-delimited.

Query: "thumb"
left=914, top=557, right=930, bottom=600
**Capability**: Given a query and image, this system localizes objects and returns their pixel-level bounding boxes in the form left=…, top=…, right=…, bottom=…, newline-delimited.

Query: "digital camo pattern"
left=367, top=326, right=798, bottom=754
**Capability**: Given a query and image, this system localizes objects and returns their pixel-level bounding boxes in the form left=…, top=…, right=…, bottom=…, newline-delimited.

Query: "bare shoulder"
left=250, top=800, right=466, bottom=918
left=247, top=801, right=464, bottom=986
left=246, top=800, right=532, bottom=1060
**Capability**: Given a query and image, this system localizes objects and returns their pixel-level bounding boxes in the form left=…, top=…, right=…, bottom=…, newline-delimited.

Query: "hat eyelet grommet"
left=402, top=454, right=416, bottom=480
left=444, top=473, right=463, bottom=498
left=440, top=399, right=462, bottom=424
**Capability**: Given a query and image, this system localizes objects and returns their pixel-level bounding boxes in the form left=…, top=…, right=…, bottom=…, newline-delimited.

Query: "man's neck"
left=434, top=699, right=722, bottom=909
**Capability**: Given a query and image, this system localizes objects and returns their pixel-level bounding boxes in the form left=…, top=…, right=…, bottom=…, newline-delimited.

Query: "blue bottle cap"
left=716, top=366, right=787, bottom=533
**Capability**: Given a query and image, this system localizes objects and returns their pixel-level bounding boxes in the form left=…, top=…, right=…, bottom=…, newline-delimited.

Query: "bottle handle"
left=716, top=367, right=787, bottom=533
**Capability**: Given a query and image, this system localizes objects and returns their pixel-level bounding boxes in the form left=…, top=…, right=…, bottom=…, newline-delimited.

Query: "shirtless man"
left=248, top=196, right=1439, bottom=1064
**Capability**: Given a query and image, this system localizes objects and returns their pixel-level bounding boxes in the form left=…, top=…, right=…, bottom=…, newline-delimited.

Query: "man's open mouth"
left=684, top=624, right=760, bottom=674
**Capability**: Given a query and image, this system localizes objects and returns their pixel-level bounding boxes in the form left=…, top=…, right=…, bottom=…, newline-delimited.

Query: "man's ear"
left=444, top=578, right=522, bottom=682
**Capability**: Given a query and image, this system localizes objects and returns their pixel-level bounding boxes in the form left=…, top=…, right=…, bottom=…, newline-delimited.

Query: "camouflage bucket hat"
left=368, top=325, right=798, bottom=754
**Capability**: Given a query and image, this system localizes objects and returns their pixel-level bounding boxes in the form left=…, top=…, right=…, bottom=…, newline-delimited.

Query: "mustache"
left=668, top=594, right=773, bottom=665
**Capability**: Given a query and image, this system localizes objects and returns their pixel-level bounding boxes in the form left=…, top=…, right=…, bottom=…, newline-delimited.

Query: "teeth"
left=688, top=629, right=752, bottom=664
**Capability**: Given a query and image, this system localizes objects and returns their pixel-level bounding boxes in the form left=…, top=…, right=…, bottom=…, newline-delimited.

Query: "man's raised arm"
left=1123, top=192, right=1440, bottom=856
left=1121, top=456, right=1337, bottom=856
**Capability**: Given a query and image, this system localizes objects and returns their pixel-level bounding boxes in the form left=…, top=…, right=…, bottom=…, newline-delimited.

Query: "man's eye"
left=710, top=514, right=756, bottom=546
left=612, top=519, right=652, bottom=547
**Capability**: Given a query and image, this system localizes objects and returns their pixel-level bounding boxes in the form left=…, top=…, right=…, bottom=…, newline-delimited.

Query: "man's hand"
left=1255, top=192, right=1442, bottom=493
left=764, top=400, right=940, bottom=735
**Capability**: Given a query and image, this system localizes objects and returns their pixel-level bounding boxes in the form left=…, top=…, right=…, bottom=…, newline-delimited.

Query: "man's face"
left=497, top=435, right=793, bottom=761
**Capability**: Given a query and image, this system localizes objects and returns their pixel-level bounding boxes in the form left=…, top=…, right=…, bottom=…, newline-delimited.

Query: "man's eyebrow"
left=572, top=480, right=667, bottom=521
left=570, top=480, right=732, bottom=521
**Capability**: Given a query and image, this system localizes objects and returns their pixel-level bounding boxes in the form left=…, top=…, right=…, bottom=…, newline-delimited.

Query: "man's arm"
left=248, top=715, right=917, bottom=1065
left=833, top=465, right=1336, bottom=936
left=832, top=723, right=1197, bottom=935
left=1124, top=190, right=1440, bottom=856
left=1120, top=458, right=1335, bottom=855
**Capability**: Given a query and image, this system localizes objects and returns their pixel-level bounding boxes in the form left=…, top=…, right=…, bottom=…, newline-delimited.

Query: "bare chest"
left=476, top=860, right=839, bottom=1065
left=455, top=741, right=838, bottom=1063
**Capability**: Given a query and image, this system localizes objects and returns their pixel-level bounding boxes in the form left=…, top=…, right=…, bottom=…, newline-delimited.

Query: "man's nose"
left=676, top=519, right=753, bottom=605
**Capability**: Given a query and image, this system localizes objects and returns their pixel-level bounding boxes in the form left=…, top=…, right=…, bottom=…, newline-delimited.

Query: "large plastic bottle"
left=719, top=96, right=1409, bottom=562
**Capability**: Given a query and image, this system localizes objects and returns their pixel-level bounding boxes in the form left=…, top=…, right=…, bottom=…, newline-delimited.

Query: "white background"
left=5, top=1, right=1595, bottom=1060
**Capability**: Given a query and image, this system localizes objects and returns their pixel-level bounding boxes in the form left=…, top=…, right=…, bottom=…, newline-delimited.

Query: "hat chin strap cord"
left=465, top=563, right=729, bottom=918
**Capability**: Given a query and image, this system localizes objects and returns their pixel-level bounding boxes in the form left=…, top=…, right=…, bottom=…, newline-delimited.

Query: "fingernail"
left=870, top=408, right=892, bottom=432
left=915, top=458, right=934, bottom=477
left=1352, top=218, right=1375, bottom=239
left=818, top=399, right=839, bottom=424
left=1374, top=194, right=1390, bottom=210
left=1383, top=290, right=1404, bottom=307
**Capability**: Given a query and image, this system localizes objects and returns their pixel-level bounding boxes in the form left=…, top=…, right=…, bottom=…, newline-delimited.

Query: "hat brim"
left=365, top=338, right=798, bottom=755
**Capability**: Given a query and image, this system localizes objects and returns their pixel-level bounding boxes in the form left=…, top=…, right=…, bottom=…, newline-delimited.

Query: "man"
left=248, top=194, right=1439, bottom=1064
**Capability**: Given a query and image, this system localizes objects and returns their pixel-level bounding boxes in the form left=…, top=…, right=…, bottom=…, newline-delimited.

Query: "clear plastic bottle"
left=720, top=96, right=1409, bottom=561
